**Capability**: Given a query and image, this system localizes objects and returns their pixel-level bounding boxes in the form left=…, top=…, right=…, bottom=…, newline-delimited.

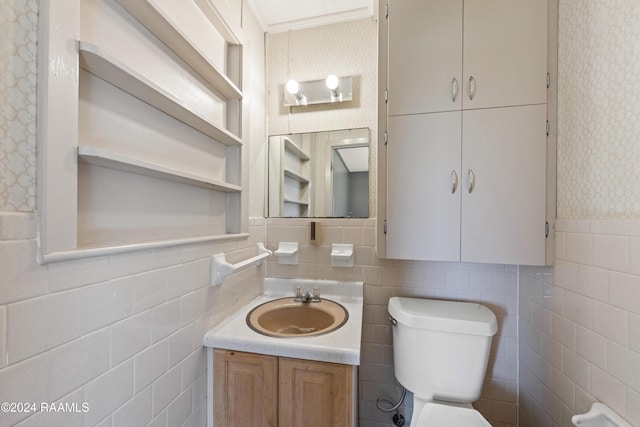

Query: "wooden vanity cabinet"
left=214, top=350, right=278, bottom=427
left=213, top=350, right=356, bottom=427
left=279, top=357, right=354, bottom=427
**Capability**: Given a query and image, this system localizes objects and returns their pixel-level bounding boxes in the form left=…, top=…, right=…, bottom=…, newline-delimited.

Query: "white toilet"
left=388, top=297, right=498, bottom=427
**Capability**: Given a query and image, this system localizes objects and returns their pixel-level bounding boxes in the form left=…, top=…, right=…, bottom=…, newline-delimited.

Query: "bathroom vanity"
left=213, top=350, right=356, bottom=427
left=203, top=278, right=363, bottom=427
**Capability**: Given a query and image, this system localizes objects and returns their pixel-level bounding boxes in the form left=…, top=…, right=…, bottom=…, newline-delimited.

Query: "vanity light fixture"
left=283, top=75, right=353, bottom=107
left=325, top=74, right=341, bottom=101
left=285, top=79, right=307, bottom=105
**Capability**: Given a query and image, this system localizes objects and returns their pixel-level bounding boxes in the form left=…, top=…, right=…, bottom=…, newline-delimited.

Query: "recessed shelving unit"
left=77, top=146, right=242, bottom=192
left=267, top=135, right=311, bottom=217
left=78, top=41, right=242, bottom=147
left=38, top=0, right=247, bottom=262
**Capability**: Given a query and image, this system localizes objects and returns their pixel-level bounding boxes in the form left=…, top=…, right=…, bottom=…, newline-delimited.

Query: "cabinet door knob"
left=451, top=78, right=459, bottom=102
left=468, top=76, right=476, bottom=100
left=467, top=169, right=476, bottom=193
left=451, top=170, right=458, bottom=194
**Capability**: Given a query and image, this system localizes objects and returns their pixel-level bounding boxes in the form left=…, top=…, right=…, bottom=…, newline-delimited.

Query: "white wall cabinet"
left=379, top=0, right=554, bottom=266
left=387, top=0, right=548, bottom=116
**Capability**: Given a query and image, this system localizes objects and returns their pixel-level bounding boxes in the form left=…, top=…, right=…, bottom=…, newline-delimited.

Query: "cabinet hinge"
left=384, top=220, right=388, bottom=234
left=385, top=3, right=389, bottom=18
left=384, top=89, right=388, bottom=104
left=545, top=221, right=549, bottom=238
left=384, top=131, right=388, bottom=146
left=546, top=73, right=551, bottom=89
left=546, top=120, right=550, bottom=136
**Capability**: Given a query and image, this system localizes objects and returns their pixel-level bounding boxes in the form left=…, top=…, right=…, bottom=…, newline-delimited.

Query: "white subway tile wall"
left=519, top=2, right=640, bottom=425
left=0, top=212, right=267, bottom=426
left=519, top=220, right=640, bottom=427
left=265, top=217, right=519, bottom=427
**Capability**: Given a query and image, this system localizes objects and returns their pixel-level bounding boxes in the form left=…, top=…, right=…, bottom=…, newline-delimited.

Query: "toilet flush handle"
left=388, top=315, right=397, bottom=326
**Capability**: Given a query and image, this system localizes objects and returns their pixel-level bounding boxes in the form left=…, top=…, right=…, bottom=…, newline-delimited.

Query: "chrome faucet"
left=294, top=287, right=321, bottom=303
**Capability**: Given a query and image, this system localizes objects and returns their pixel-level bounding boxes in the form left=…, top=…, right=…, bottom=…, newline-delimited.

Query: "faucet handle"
left=294, top=287, right=303, bottom=299
left=312, top=287, right=321, bottom=301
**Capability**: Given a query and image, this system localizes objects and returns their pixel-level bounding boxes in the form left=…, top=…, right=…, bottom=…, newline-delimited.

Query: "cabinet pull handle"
left=468, top=76, right=476, bottom=100
left=467, top=169, right=476, bottom=193
left=451, top=170, right=458, bottom=194
left=451, top=78, right=459, bottom=102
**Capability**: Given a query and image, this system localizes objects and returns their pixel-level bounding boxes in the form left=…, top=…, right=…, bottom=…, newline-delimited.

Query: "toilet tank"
left=388, top=297, right=498, bottom=403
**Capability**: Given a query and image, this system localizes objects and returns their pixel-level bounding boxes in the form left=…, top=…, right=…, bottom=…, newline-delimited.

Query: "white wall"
left=0, top=1, right=266, bottom=426
left=519, top=2, right=640, bottom=426
left=263, top=17, right=518, bottom=427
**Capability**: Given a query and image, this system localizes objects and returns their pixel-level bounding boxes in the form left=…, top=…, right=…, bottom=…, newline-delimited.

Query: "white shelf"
left=77, top=146, right=242, bottom=193
left=284, top=198, right=309, bottom=206
left=283, top=137, right=310, bottom=161
left=78, top=41, right=242, bottom=147
left=115, top=0, right=242, bottom=100
left=283, top=169, right=309, bottom=184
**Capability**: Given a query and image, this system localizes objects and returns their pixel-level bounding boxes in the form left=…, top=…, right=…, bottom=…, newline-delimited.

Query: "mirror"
left=268, top=128, right=369, bottom=218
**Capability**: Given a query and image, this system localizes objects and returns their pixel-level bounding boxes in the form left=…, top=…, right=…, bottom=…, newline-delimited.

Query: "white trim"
left=555, top=218, right=640, bottom=236
left=261, top=7, right=373, bottom=34
left=245, top=0, right=268, bottom=32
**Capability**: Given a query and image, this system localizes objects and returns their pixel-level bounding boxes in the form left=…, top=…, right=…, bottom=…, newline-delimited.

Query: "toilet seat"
left=414, top=401, right=491, bottom=427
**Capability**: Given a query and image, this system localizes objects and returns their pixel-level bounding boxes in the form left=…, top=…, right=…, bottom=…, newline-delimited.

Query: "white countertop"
left=202, top=278, right=363, bottom=365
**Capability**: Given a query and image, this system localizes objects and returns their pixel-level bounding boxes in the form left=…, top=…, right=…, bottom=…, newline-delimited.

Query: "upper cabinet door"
left=463, top=0, right=548, bottom=109
left=386, top=112, right=462, bottom=261
left=387, top=0, right=463, bottom=116
left=461, top=105, right=548, bottom=265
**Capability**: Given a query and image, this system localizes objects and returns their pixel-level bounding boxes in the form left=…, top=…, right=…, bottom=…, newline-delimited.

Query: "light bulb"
left=325, top=74, right=339, bottom=91
left=286, top=79, right=300, bottom=95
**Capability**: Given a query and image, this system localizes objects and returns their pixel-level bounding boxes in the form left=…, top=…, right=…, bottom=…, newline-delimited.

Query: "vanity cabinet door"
left=214, top=349, right=278, bottom=427
left=278, top=357, right=354, bottom=427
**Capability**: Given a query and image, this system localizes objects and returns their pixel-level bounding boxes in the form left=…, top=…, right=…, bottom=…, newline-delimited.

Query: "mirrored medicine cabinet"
left=267, top=128, right=369, bottom=218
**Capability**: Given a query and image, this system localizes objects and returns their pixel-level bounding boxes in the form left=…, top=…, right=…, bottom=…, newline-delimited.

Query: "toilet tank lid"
left=388, top=297, right=498, bottom=336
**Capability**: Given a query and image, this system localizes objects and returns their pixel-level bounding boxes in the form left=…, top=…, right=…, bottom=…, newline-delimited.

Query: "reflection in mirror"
left=268, top=128, right=369, bottom=218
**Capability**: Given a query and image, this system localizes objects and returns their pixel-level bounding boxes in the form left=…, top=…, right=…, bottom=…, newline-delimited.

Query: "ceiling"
left=246, top=0, right=374, bottom=33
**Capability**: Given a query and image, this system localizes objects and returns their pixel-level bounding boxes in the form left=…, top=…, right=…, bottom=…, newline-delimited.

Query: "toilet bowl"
left=413, top=401, right=492, bottom=427
left=388, top=297, right=498, bottom=427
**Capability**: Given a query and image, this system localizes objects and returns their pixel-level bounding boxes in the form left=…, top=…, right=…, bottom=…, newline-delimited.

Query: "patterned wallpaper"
left=0, top=0, right=37, bottom=212
left=557, top=0, right=640, bottom=219
left=266, top=18, right=378, bottom=136
left=4, top=0, right=639, bottom=217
